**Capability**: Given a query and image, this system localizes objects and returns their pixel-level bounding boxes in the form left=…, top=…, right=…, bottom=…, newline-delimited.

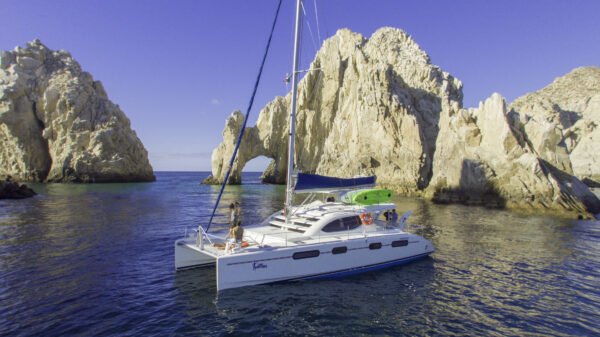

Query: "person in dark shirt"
left=234, top=201, right=242, bottom=226
left=390, top=209, right=399, bottom=225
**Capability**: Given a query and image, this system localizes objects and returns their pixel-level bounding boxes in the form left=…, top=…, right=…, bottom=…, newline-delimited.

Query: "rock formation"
left=509, top=67, right=600, bottom=185
left=0, top=176, right=36, bottom=199
left=427, top=93, right=599, bottom=216
left=206, top=28, right=463, bottom=193
left=0, top=40, right=154, bottom=182
left=205, top=28, right=600, bottom=218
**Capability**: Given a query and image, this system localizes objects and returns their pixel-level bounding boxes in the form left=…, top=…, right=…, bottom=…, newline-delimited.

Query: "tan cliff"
left=0, top=40, right=154, bottom=183
left=509, top=67, right=600, bottom=185
left=205, top=28, right=600, bottom=218
left=205, top=28, right=463, bottom=194
left=427, top=93, right=599, bottom=216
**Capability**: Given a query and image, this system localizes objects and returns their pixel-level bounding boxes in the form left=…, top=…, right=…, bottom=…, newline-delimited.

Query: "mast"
left=285, top=0, right=302, bottom=223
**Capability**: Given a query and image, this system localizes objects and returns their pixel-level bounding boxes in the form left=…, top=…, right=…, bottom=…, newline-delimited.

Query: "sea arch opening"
left=242, top=156, right=272, bottom=184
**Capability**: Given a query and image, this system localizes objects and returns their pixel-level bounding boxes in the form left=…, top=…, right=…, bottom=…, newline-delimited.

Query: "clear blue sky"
left=3, top=0, right=599, bottom=171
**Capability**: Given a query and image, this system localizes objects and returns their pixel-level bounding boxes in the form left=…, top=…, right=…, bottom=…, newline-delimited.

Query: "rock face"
left=509, top=67, right=600, bottom=184
left=0, top=40, right=154, bottom=182
left=207, top=28, right=463, bottom=193
left=206, top=28, right=600, bottom=218
left=427, top=93, right=600, bottom=216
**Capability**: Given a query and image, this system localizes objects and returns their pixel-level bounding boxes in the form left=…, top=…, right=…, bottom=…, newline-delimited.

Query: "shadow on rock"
left=431, top=159, right=506, bottom=209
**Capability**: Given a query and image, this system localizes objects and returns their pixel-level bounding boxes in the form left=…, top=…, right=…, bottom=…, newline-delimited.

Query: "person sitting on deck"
left=227, top=223, right=244, bottom=242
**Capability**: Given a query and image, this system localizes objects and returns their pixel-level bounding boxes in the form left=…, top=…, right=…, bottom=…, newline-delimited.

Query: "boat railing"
left=184, top=225, right=222, bottom=249
left=248, top=230, right=291, bottom=246
left=185, top=226, right=242, bottom=256
left=262, top=222, right=404, bottom=246
left=313, top=223, right=404, bottom=243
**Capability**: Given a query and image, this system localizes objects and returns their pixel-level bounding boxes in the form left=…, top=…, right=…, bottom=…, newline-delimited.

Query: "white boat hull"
left=175, top=239, right=216, bottom=270
left=216, top=233, right=433, bottom=291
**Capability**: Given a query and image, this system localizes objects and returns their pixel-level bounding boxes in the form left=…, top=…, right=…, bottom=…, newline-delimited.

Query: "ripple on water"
left=0, top=172, right=599, bottom=336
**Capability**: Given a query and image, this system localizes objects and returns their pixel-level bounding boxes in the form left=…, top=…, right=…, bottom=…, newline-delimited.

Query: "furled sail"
left=294, top=173, right=376, bottom=193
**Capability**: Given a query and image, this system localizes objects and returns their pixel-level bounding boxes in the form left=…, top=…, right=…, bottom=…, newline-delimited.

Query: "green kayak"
left=341, top=188, right=393, bottom=205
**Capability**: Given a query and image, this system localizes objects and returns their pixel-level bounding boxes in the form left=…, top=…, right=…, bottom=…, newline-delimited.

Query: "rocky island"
left=0, top=40, right=154, bottom=183
left=205, top=28, right=600, bottom=218
left=0, top=176, right=36, bottom=199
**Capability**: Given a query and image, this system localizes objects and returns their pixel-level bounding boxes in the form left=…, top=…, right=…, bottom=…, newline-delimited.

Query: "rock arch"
left=203, top=107, right=288, bottom=185
left=203, top=28, right=600, bottom=217
left=203, top=28, right=462, bottom=190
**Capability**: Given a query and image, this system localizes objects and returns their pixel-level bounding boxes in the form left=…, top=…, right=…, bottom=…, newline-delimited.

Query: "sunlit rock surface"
left=427, top=93, right=599, bottom=217
left=0, top=40, right=154, bottom=182
left=510, top=67, right=600, bottom=185
left=206, top=28, right=600, bottom=217
left=206, top=28, right=463, bottom=193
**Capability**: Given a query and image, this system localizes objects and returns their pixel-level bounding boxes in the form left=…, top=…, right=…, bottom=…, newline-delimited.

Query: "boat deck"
left=182, top=219, right=406, bottom=258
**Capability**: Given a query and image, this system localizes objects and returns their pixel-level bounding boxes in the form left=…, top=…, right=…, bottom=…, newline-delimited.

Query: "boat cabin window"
left=293, top=250, right=320, bottom=260
left=369, top=242, right=382, bottom=250
left=332, top=246, right=347, bottom=254
left=322, top=216, right=362, bottom=233
left=392, top=240, right=409, bottom=247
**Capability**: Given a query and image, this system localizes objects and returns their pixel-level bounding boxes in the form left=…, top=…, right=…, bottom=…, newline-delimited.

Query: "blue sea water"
left=1, top=172, right=599, bottom=336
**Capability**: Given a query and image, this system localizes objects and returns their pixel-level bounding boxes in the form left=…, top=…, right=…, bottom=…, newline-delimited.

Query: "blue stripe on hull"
left=294, top=252, right=432, bottom=282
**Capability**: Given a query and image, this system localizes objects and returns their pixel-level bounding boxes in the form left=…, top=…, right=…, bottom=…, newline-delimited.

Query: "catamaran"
left=174, top=0, right=434, bottom=291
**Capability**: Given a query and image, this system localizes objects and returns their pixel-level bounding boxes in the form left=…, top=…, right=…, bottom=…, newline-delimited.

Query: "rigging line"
left=206, top=0, right=283, bottom=232
left=300, top=0, right=318, bottom=54
left=313, top=0, right=322, bottom=44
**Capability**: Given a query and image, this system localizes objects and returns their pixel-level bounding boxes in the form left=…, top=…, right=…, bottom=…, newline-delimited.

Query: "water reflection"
left=0, top=173, right=598, bottom=336
left=189, top=192, right=599, bottom=336
left=209, top=258, right=436, bottom=336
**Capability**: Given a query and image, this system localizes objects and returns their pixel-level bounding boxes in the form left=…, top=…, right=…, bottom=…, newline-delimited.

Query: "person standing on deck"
left=391, top=209, right=399, bottom=226
left=383, top=210, right=391, bottom=227
left=226, top=202, right=243, bottom=250
left=234, top=201, right=242, bottom=226
left=229, top=203, right=238, bottom=227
